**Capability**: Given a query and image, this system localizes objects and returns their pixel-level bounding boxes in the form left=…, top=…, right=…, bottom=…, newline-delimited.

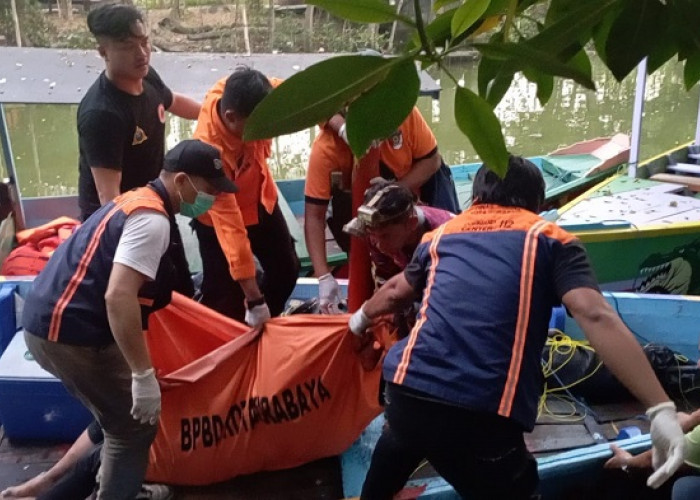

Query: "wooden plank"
left=650, top=173, right=700, bottom=192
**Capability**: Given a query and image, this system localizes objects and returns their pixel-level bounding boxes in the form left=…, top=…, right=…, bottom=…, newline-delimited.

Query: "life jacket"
left=1, top=217, right=80, bottom=276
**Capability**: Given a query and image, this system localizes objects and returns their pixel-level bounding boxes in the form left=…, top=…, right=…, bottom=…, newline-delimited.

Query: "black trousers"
left=361, top=383, right=538, bottom=500
left=192, top=202, right=299, bottom=322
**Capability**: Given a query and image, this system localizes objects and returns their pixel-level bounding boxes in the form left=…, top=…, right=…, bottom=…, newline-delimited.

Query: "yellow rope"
left=538, top=330, right=604, bottom=421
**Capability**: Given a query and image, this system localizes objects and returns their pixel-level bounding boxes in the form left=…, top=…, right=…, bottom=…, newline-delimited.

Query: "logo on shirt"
left=132, top=126, right=148, bottom=146
left=157, top=103, right=166, bottom=124
left=390, top=131, right=403, bottom=150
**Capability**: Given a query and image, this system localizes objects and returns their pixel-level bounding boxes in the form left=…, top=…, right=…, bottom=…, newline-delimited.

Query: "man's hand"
left=131, top=368, right=161, bottom=425
left=646, top=401, right=686, bottom=489
left=245, top=302, right=271, bottom=327
left=319, top=273, right=342, bottom=314
left=604, top=444, right=635, bottom=470
left=350, top=329, right=383, bottom=371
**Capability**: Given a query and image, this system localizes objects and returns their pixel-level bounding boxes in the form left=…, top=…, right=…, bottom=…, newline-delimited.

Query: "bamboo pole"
left=268, top=0, right=274, bottom=52
left=388, top=0, right=405, bottom=52
left=10, top=0, right=22, bottom=47
left=241, top=1, right=251, bottom=55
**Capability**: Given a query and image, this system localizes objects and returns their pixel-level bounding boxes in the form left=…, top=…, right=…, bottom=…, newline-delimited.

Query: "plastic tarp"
left=144, top=293, right=383, bottom=485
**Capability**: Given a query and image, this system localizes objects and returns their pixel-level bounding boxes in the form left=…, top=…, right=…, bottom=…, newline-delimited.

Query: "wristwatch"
left=246, top=296, right=266, bottom=308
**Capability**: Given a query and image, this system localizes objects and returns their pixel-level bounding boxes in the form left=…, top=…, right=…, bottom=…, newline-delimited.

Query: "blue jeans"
left=672, top=475, right=700, bottom=500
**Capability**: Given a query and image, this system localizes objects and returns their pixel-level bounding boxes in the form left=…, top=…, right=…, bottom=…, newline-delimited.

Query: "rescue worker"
left=305, top=107, right=458, bottom=314
left=78, top=4, right=201, bottom=220
left=193, top=67, right=299, bottom=322
left=349, top=155, right=686, bottom=499
left=22, top=140, right=237, bottom=500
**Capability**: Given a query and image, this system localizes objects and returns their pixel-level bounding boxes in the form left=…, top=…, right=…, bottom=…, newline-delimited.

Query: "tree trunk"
left=388, top=0, right=405, bottom=51
left=9, top=0, right=22, bottom=47
left=304, top=5, right=314, bottom=52
left=57, top=0, right=73, bottom=20
left=268, top=0, right=274, bottom=52
left=170, top=0, right=181, bottom=19
left=241, top=2, right=250, bottom=55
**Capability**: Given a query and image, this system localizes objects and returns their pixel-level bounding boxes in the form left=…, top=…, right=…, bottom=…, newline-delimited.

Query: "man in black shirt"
left=77, top=4, right=201, bottom=220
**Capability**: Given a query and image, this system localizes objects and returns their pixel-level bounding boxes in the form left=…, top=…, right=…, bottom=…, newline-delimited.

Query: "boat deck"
left=0, top=399, right=651, bottom=499
left=0, top=433, right=345, bottom=499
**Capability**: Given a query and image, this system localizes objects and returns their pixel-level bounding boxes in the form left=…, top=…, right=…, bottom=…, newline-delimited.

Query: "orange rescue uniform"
left=193, top=77, right=282, bottom=280
left=304, top=107, right=438, bottom=203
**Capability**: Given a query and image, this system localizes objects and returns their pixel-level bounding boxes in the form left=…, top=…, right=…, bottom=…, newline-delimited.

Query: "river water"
left=2, top=56, right=699, bottom=197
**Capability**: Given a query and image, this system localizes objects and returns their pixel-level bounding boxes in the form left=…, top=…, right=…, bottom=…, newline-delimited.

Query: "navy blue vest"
left=23, top=180, right=193, bottom=346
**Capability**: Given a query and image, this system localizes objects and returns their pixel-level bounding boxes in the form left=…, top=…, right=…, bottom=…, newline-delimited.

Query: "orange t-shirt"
left=304, top=107, right=438, bottom=202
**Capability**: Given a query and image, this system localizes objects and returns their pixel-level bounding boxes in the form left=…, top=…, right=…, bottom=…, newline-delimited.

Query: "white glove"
left=319, top=273, right=342, bottom=314
left=338, top=123, right=350, bottom=146
left=646, top=401, right=686, bottom=489
left=131, top=368, right=161, bottom=426
left=349, top=304, right=372, bottom=336
left=245, top=302, right=271, bottom=327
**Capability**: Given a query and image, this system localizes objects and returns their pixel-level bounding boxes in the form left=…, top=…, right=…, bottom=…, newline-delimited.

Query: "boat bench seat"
left=276, top=191, right=347, bottom=276
left=650, top=173, right=700, bottom=192
left=666, top=163, right=700, bottom=175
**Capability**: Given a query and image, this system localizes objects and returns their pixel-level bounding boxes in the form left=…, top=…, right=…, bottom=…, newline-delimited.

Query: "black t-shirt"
left=77, top=67, right=173, bottom=219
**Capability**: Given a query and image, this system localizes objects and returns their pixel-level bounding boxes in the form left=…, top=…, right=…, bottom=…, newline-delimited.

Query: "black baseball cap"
left=163, top=140, right=238, bottom=193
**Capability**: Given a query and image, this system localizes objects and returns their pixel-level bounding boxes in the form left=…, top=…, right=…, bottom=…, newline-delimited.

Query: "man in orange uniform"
left=193, top=67, right=299, bottom=321
left=304, top=107, right=455, bottom=313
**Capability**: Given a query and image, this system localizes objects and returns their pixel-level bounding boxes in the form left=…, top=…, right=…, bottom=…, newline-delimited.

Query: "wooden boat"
left=338, top=291, right=700, bottom=499
left=450, top=133, right=631, bottom=209
left=554, top=142, right=700, bottom=293
left=9, top=133, right=631, bottom=279
left=3, top=276, right=698, bottom=498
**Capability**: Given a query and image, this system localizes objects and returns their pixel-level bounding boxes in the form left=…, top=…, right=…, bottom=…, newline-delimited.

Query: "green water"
left=2, top=56, right=698, bottom=197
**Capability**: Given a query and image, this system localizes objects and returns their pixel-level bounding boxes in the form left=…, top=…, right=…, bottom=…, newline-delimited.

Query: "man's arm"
left=349, top=272, right=417, bottom=334
left=91, top=167, right=122, bottom=207
left=396, top=151, right=441, bottom=192
left=105, top=263, right=151, bottom=373
left=563, top=288, right=670, bottom=407
left=304, top=201, right=331, bottom=277
left=168, top=92, right=201, bottom=120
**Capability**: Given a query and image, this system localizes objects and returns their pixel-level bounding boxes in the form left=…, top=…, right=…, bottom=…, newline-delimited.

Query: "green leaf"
left=567, top=48, right=592, bottom=81
left=523, top=68, right=554, bottom=106
left=474, top=42, right=595, bottom=89
left=684, top=52, right=700, bottom=91
left=451, top=0, right=491, bottom=39
left=671, top=0, right=700, bottom=55
left=244, top=55, right=394, bottom=141
left=407, top=8, right=456, bottom=52
left=307, top=0, right=414, bottom=25
left=592, top=6, right=621, bottom=66
left=477, top=53, right=515, bottom=107
left=484, top=0, right=510, bottom=16
left=646, top=35, right=678, bottom=75
left=527, top=0, right=618, bottom=52
left=605, top=0, right=668, bottom=81
left=485, top=72, right=515, bottom=107
left=454, top=86, right=509, bottom=177
left=345, top=59, right=420, bottom=157
left=433, top=0, right=459, bottom=12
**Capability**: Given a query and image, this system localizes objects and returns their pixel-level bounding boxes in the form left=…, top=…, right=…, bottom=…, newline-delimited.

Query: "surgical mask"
left=179, top=176, right=215, bottom=218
